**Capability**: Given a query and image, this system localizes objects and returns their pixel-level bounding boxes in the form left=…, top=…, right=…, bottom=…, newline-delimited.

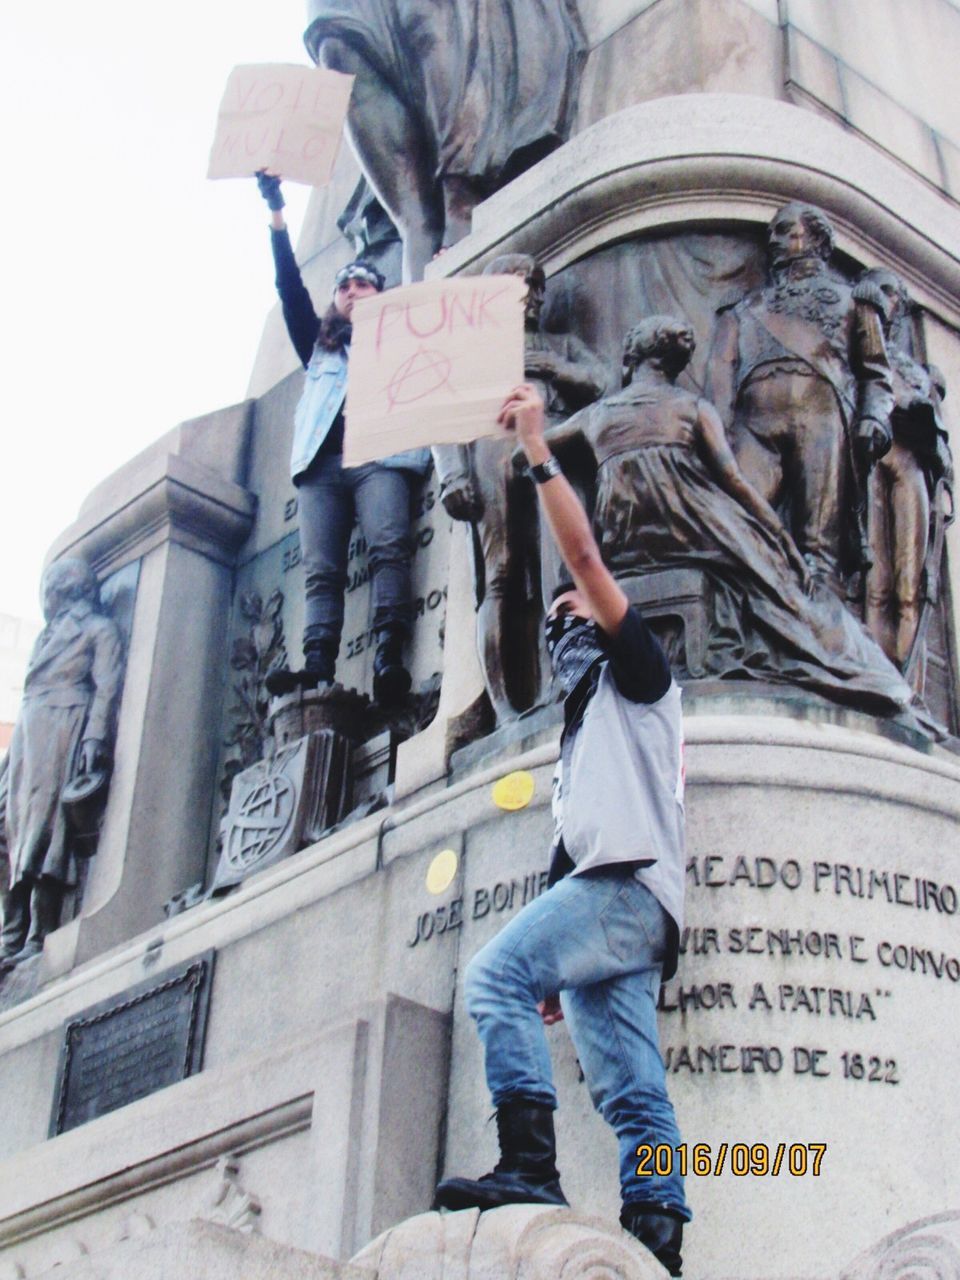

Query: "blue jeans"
left=296, top=453, right=416, bottom=652
left=464, top=868, right=690, bottom=1219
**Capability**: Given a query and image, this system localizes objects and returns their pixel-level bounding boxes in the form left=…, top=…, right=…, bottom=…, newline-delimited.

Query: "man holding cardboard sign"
left=435, top=383, right=690, bottom=1278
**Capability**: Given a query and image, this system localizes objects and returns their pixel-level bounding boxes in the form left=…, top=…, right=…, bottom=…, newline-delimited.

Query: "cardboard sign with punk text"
left=343, top=276, right=527, bottom=466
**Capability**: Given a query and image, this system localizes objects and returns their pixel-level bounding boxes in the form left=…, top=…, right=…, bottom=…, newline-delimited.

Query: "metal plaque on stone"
left=49, top=951, right=215, bottom=1136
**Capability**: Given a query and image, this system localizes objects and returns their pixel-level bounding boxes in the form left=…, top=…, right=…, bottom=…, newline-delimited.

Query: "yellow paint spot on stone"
left=492, top=770, right=535, bottom=811
left=426, top=848, right=459, bottom=895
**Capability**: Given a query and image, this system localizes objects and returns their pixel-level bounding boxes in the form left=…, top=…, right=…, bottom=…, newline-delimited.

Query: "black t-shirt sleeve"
left=605, top=605, right=672, bottom=703
left=270, top=226, right=319, bottom=369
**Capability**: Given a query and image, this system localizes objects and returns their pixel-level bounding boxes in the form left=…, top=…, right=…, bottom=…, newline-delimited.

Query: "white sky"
left=1, top=2, right=319, bottom=623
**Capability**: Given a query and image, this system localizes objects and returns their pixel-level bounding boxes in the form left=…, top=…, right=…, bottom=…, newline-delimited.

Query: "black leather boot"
left=372, top=627, right=411, bottom=706
left=433, top=1100, right=568, bottom=1211
left=265, top=641, right=337, bottom=696
left=620, top=1202, right=685, bottom=1276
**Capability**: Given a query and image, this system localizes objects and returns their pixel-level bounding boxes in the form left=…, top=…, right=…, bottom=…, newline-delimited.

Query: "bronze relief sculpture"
left=857, top=267, right=954, bottom=690
left=540, top=315, right=913, bottom=713
left=305, top=0, right=586, bottom=277
left=705, top=203, right=894, bottom=591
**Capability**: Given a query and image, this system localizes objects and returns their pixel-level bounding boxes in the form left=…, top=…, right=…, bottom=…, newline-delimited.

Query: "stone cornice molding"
left=2, top=709, right=958, bottom=1052
left=46, top=453, right=257, bottom=577
left=433, top=93, right=960, bottom=324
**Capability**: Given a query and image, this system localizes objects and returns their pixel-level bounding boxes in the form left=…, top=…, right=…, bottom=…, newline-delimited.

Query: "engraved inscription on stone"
left=50, top=952, right=215, bottom=1136
left=656, top=853, right=960, bottom=1088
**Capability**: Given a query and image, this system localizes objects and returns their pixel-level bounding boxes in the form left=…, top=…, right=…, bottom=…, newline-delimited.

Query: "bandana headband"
left=334, top=262, right=385, bottom=294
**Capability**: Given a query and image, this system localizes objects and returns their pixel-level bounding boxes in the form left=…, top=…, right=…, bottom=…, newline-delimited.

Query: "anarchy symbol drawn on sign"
left=384, top=347, right=454, bottom=410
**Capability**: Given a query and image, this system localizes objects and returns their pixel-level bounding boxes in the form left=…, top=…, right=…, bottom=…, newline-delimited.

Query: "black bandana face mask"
left=545, top=612, right=607, bottom=699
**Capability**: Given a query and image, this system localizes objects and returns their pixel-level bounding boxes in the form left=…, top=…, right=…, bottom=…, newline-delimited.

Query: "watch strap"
left=529, top=456, right=563, bottom=484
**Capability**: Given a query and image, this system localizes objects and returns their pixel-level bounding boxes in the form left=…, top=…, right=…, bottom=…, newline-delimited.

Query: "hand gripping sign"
left=207, top=63, right=354, bottom=187
left=343, top=275, right=527, bottom=466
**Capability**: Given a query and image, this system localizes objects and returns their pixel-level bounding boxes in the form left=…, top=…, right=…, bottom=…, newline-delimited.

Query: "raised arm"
left=500, top=385, right=629, bottom=637
left=256, top=172, right=319, bottom=369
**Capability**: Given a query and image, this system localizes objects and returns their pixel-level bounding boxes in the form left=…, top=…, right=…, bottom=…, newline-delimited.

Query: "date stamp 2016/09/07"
left=635, top=1143, right=826, bottom=1178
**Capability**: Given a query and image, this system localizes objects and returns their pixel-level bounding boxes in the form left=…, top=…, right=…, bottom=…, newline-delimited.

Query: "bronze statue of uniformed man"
left=706, top=202, right=894, bottom=589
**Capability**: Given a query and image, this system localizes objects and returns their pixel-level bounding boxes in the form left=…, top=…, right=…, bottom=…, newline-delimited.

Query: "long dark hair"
left=316, top=303, right=352, bottom=353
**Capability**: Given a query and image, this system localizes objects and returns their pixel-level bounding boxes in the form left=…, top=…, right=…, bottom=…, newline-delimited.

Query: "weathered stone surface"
left=351, top=1205, right=668, bottom=1279
left=435, top=94, right=960, bottom=299
left=840, top=1209, right=960, bottom=1279
left=19, top=412, right=259, bottom=976
left=576, top=0, right=779, bottom=48
left=577, top=0, right=781, bottom=127
left=0, top=994, right=447, bottom=1273
left=26, top=1219, right=371, bottom=1280
left=785, top=0, right=959, bottom=147
left=1, top=10, right=958, bottom=1280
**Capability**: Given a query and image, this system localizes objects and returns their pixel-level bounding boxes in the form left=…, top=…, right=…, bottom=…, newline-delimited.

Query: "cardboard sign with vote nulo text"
left=343, top=276, right=527, bottom=465
left=207, top=63, right=354, bottom=187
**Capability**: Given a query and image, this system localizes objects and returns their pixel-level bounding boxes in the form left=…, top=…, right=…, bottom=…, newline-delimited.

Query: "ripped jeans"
left=296, top=452, right=416, bottom=654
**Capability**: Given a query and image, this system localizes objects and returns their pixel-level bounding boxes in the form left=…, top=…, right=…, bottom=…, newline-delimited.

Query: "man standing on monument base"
left=434, top=385, right=690, bottom=1276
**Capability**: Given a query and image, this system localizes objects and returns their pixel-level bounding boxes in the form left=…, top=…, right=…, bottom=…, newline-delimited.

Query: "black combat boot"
left=265, top=640, right=337, bottom=696
left=433, top=1100, right=568, bottom=1211
left=372, top=626, right=411, bottom=706
left=620, top=1202, right=685, bottom=1276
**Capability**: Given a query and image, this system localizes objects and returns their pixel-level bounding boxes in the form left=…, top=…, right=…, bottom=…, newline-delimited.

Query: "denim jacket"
left=290, top=347, right=431, bottom=482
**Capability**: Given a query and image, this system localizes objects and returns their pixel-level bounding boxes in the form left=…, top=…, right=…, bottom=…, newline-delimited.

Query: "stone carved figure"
left=0, top=559, right=123, bottom=969
left=434, top=254, right=606, bottom=721
left=542, top=316, right=913, bottom=713
left=856, top=268, right=954, bottom=687
left=706, top=202, right=894, bottom=587
left=304, top=1, right=586, bottom=278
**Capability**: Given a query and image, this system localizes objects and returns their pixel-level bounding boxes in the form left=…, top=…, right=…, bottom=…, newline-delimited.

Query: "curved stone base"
left=352, top=1206, right=668, bottom=1280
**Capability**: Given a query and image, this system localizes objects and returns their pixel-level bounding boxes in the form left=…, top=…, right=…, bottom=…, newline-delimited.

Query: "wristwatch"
left=529, top=455, right=563, bottom=484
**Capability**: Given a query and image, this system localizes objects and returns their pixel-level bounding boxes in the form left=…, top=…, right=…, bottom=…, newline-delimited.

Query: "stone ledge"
left=47, top=451, right=257, bottom=577
left=430, top=93, right=960, bottom=323
left=352, top=1205, right=669, bottom=1279
left=24, top=1219, right=370, bottom=1280
left=0, top=1028, right=318, bottom=1240
left=2, top=701, right=958, bottom=1053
